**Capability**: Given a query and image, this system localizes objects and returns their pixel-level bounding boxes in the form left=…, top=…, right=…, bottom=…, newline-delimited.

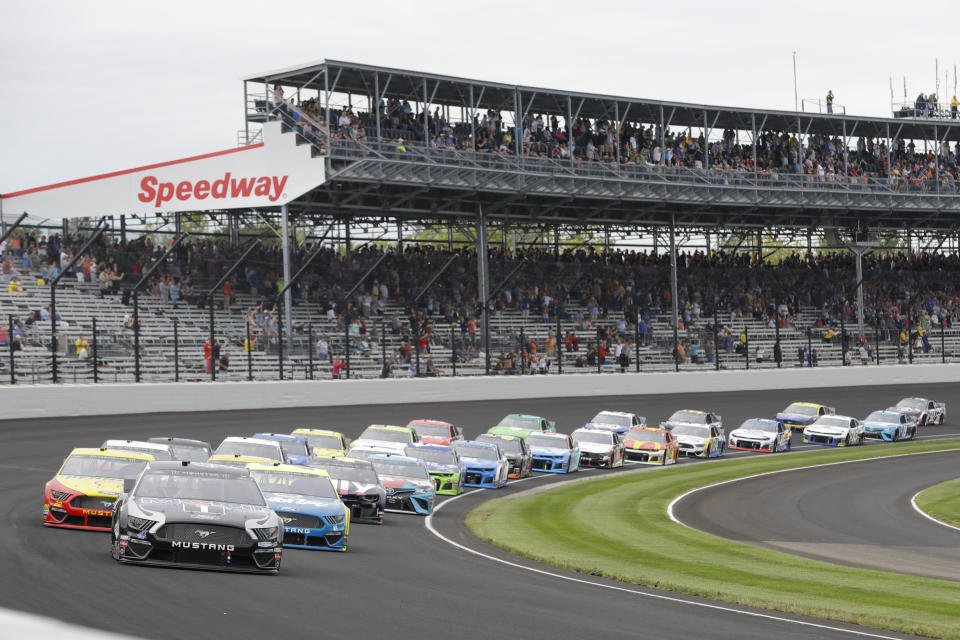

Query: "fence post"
left=414, top=328, right=421, bottom=378
left=278, top=311, right=284, bottom=381
left=596, top=325, right=602, bottom=374
left=380, top=322, right=387, bottom=376
left=92, top=317, right=98, bottom=383
left=308, top=323, right=314, bottom=380
left=557, top=310, right=563, bottom=374
left=174, top=317, right=180, bottom=382
left=807, top=327, right=813, bottom=367
left=941, top=322, right=946, bottom=363
left=713, top=305, right=720, bottom=371
left=50, top=287, right=57, bottom=383
left=744, top=326, right=749, bottom=370
left=451, top=322, right=457, bottom=377
left=775, top=314, right=781, bottom=368
left=246, top=320, right=253, bottom=382
left=875, top=317, right=881, bottom=366
left=133, top=291, right=141, bottom=382
left=840, top=312, right=847, bottom=366
left=209, top=303, right=216, bottom=382
left=907, top=311, right=914, bottom=364
left=8, top=314, right=15, bottom=385
left=344, top=304, right=351, bottom=380
left=634, top=312, right=640, bottom=373
left=520, top=326, right=526, bottom=375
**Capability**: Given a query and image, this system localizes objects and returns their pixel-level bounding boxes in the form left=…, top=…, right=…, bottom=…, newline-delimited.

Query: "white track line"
left=425, top=475, right=909, bottom=639
left=910, top=489, right=960, bottom=534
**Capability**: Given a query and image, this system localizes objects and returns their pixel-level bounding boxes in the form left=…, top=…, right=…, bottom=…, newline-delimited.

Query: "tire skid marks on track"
left=909, top=489, right=960, bottom=534
left=425, top=468, right=911, bottom=639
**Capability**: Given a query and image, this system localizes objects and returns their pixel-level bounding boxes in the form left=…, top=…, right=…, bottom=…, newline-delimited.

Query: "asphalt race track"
left=1, top=381, right=959, bottom=639
left=673, top=449, right=960, bottom=582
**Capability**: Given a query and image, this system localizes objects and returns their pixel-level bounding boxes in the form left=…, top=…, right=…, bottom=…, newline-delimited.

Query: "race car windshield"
left=405, top=447, right=456, bottom=465
left=477, top=435, right=522, bottom=454
left=274, top=440, right=308, bottom=457
left=671, top=425, right=710, bottom=438
left=496, top=416, right=540, bottom=429
left=739, top=420, right=778, bottom=432
left=372, top=459, right=429, bottom=480
left=249, top=471, right=337, bottom=499
left=359, top=428, right=410, bottom=443
left=314, top=464, right=379, bottom=484
left=526, top=434, right=567, bottom=448
left=668, top=411, right=706, bottom=424
left=215, top=442, right=282, bottom=460
left=168, top=445, right=210, bottom=462
left=626, top=430, right=665, bottom=443
left=134, top=470, right=266, bottom=505
left=107, top=446, right=174, bottom=461
left=301, top=434, right=343, bottom=450
left=573, top=431, right=614, bottom=445
left=60, top=455, right=148, bottom=480
left=409, top=422, right=452, bottom=437
left=866, top=412, right=899, bottom=424
left=785, top=404, right=819, bottom=416
left=591, top=412, right=631, bottom=427
left=814, top=417, right=849, bottom=428
left=453, top=443, right=498, bottom=460
left=896, top=399, right=926, bottom=410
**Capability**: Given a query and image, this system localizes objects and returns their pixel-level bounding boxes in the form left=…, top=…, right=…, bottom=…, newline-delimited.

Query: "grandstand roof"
left=245, top=59, right=960, bottom=142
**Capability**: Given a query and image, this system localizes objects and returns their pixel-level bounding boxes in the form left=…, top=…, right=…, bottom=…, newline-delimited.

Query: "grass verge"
left=467, top=439, right=960, bottom=639
left=915, top=477, right=960, bottom=529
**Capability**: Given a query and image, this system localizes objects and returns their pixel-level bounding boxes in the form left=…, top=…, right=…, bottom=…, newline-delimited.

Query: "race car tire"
left=910, top=426, right=918, bottom=440
left=938, top=413, right=944, bottom=425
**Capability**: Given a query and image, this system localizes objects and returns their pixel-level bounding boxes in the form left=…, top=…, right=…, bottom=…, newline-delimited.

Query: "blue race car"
left=247, top=463, right=349, bottom=551
left=405, top=444, right=465, bottom=495
left=252, top=433, right=310, bottom=465
left=452, top=441, right=509, bottom=488
left=775, top=402, right=835, bottom=431
left=526, top=432, right=581, bottom=473
left=862, top=410, right=918, bottom=442
left=583, top=410, right=646, bottom=434
left=369, top=455, right=436, bottom=515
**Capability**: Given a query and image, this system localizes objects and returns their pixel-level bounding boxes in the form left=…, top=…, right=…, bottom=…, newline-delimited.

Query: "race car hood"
left=804, top=425, right=847, bottom=436
left=422, top=461, right=460, bottom=474
left=577, top=442, right=615, bottom=454
left=327, top=477, right=385, bottom=499
left=134, top=497, right=273, bottom=527
left=56, top=475, right=123, bottom=496
left=263, top=492, right=343, bottom=516
left=730, top=429, right=774, bottom=440
left=776, top=412, right=815, bottom=425
left=863, top=421, right=898, bottom=431
left=380, top=476, right=434, bottom=493
left=889, top=407, right=921, bottom=417
left=623, top=439, right=664, bottom=450
left=674, top=434, right=707, bottom=446
left=528, top=446, right=571, bottom=456
left=459, top=456, right=500, bottom=470
left=419, top=435, right=454, bottom=446
left=311, top=447, right=346, bottom=458
left=584, top=422, right=629, bottom=434
left=350, top=439, right=408, bottom=455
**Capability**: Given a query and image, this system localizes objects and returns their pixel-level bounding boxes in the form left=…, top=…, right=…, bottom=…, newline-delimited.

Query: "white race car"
left=802, top=415, right=864, bottom=447
left=571, top=428, right=625, bottom=468
left=887, top=397, right=946, bottom=426
left=671, top=423, right=726, bottom=458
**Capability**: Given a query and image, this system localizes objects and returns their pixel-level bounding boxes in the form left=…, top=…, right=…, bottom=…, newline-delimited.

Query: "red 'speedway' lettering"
left=137, top=173, right=288, bottom=208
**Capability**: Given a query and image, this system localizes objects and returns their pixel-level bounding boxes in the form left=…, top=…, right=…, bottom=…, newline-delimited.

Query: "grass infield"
left=467, top=439, right=960, bottom=639
left=916, top=476, right=960, bottom=529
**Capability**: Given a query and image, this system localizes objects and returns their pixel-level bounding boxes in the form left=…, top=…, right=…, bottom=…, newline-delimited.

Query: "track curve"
left=673, top=450, right=960, bottom=582
left=1, top=382, right=958, bottom=639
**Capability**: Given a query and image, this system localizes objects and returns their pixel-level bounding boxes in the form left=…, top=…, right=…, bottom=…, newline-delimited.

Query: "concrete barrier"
left=1, top=364, right=958, bottom=420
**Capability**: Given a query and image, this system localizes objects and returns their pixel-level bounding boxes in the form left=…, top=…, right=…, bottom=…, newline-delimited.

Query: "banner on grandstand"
left=0, top=121, right=324, bottom=218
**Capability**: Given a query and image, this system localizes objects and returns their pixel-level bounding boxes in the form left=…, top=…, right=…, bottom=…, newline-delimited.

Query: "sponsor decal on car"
left=170, top=541, right=236, bottom=551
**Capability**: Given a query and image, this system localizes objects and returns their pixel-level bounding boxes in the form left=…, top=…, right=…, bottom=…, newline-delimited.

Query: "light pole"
left=792, top=51, right=799, bottom=112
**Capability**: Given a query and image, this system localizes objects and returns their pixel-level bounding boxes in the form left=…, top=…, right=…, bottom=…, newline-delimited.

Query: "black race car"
left=111, top=461, right=283, bottom=574
left=308, top=457, right=385, bottom=524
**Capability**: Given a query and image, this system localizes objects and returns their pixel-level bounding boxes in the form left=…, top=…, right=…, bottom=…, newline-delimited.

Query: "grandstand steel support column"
left=308, top=324, right=314, bottom=380
left=278, top=314, right=284, bottom=381
left=208, top=304, right=215, bottom=382
left=451, top=323, right=457, bottom=377
left=556, top=309, right=563, bottom=374
left=133, top=293, right=141, bottom=382
left=669, top=217, right=679, bottom=373
left=744, top=327, right=749, bottom=369
left=596, top=325, right=602, bottom=374
left=173, top=318, right=179, bottom=382
left=381, top=322, right=387, bottom=377
left=478, top=206, right=490, bottom=375
left=713, top=305, right=720, bottom=371
left=941, top=323, right=946, bottom=363
left=520, top=327, right=526, bottom=375
left=8, top=315, right=15, bottom=385
left=281, top=205, right=293, bottom=340
left=246, top=321, right=253, bottom=381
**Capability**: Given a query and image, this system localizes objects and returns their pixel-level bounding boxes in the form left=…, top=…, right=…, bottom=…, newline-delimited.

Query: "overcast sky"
left=1, top=0, right=958, bottom=194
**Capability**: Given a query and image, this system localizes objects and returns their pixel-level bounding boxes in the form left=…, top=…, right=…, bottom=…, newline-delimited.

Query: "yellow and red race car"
left=43, top=447, right=154, bottom=531
left=291, top=428, right=350, bottom=458
left=622, top=427, right=679, bottom=465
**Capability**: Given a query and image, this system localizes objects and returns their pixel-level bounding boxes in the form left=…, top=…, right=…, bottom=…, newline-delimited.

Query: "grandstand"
left=2, top=59, right=960, bottom=384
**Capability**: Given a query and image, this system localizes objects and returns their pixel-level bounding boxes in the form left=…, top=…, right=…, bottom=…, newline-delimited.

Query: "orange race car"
left=622, top=427, right=679, bottom=465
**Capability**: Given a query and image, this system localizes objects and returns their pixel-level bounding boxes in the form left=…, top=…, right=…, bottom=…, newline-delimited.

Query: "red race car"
left=406, top=419, right=463, bottom=446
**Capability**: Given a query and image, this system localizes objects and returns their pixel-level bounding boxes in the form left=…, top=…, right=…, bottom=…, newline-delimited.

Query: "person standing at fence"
left=826, top=90, right=834, bottom=114
left=952, top=95, right=959, bottom=119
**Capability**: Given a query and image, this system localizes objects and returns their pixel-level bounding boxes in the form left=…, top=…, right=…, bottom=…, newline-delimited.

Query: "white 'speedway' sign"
left=1, top=121, right=324, bottom=219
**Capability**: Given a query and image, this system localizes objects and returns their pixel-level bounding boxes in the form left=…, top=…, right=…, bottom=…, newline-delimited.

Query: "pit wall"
left=1, top=364, right=957, bottom=420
